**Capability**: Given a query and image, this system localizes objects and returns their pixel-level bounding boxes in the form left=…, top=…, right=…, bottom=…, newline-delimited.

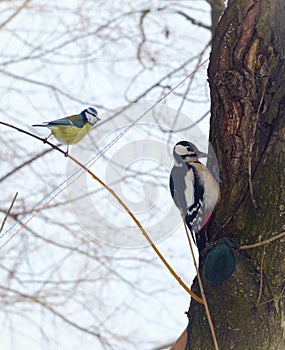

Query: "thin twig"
left=0, top=285, right=105, bottom=341
left=0, top=121, right=204, bottom=304
left=256, top=244, right=266, bottom=306
left=182, top=219, right=219, bottom=350
left=0, top=0, right=31, bottom=30
left=167, top=41, right=211, bottom=147
left=0, top=192, right=18, bottom=234
left=0, top=148, right=53, bottom=182
left=255, top=286, right=285, bottom=308
left=239, top=231, right=285, bottom=250
left=176, top=10, right=211, bottom=30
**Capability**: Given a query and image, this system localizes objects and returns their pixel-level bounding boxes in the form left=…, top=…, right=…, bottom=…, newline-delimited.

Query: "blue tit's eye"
left=187, top=147, right=192, bottom=152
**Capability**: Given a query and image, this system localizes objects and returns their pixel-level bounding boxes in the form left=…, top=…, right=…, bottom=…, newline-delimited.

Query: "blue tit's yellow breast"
left=49, top=123, right=92, bottom=145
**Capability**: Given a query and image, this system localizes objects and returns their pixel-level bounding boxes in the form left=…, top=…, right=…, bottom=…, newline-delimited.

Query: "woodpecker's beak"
left=197, top=151, right=208, bottom=158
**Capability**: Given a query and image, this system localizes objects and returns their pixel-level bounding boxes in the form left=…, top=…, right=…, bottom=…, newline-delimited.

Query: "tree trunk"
left=186, top=0, right=285, bottom=349
left=207, top=0, right=225, bottom=37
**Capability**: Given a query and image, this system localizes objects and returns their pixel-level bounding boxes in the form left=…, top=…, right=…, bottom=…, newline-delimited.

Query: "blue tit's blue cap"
left=81, top=107, right=100, bottom=125
left=85, top=107, right=98, bottom=117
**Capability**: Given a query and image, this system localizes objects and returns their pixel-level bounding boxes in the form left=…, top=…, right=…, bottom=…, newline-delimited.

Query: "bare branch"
left=239, top=231, right=285, bottom=250
left=0, top=70, right=101, bottom=106
left=176, top=10, right=211, bottom=30
left=0, top=0, right=31, bottom=30
left=0, top=148, right=53, bottom=183
left=0, top=192, right=18, bottom=234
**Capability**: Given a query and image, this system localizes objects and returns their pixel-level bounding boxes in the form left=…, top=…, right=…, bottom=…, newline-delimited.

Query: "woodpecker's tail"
left=195, top=226, right=207, bottom=252
left=185, top=207, right=210, bottom=252
left=186, top=223, right=197, bottom=246
left=185, top=221, right=207, bottom=252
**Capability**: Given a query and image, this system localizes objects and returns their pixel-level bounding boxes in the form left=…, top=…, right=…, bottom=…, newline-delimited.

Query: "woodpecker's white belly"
left=192, top=162, right=220, bottom=210
left=184, top=169, right=195, bottom=208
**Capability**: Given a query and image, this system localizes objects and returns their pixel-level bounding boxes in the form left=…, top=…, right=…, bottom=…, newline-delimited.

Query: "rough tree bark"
left=186, top=1, right=285, bottom=349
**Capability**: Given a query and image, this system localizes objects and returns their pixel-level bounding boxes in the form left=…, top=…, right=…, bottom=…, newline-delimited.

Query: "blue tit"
left=33, top=107, right=100, bottom=155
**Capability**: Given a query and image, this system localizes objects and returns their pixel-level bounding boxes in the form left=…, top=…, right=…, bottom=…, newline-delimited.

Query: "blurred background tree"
left=0, top=1, right=217, bottom=349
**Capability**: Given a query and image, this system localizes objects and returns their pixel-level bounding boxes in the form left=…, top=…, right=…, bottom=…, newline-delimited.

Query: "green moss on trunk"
left=186, top=0, right=285, bottom=348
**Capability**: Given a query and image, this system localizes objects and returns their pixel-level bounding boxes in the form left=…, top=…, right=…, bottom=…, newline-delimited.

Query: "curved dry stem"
left=182, top=219, right=219, bottom=349
left=0, top=121, right=204, bottom=304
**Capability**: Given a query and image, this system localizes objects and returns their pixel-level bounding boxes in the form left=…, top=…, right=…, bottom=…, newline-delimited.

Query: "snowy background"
left=0, top=1, right=213, bottom=349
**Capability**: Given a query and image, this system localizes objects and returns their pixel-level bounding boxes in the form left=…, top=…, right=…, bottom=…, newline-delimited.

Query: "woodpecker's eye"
left=187, top=147, right=193, bottom=152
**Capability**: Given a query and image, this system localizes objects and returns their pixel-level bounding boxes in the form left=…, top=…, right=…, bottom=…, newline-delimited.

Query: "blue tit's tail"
left=32, top=124, right=48, bottom=127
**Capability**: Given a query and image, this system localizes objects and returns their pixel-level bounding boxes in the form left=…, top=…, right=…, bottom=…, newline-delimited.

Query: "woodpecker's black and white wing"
left=169, top=162, right=204, bottom=244
left=169, top=163, right=192, bottom=217
left=185, top=166, right=205, bottom=246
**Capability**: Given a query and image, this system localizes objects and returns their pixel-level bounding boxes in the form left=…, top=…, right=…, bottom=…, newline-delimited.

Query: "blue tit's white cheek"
left=85, top=112, right=98, bottom=125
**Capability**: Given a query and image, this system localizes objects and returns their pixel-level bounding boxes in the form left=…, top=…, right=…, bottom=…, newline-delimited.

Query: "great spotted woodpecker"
left=169, top=141, right=219, bottom=251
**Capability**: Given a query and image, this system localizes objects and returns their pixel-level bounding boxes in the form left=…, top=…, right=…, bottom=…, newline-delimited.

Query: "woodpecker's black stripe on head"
left=173, top=140, right=201, bottom=164
left=176, top=140, right=197, bottom=150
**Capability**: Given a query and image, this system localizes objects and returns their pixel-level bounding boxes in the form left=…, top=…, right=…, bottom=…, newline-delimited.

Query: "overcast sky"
left=0, top=1, right=213, bottom=349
